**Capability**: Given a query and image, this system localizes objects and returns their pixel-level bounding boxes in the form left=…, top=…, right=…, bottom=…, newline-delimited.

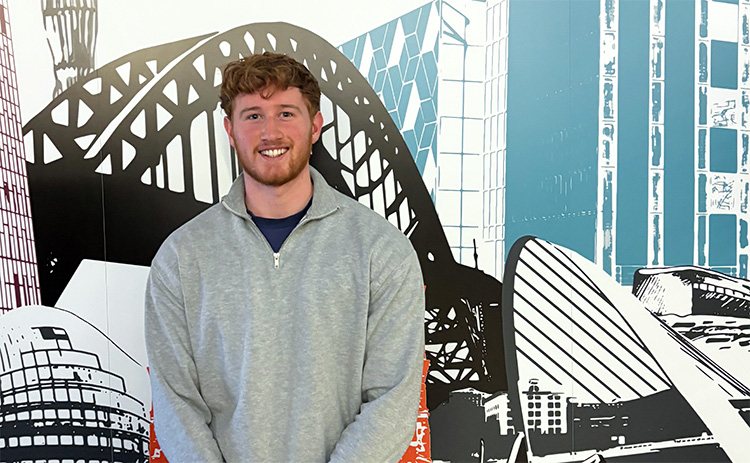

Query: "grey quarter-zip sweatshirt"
left=145, top=167, right=425, bottom=463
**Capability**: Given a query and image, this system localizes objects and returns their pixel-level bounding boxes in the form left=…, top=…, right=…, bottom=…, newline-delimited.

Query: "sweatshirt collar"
left=221, top=166, right=340, bottom=221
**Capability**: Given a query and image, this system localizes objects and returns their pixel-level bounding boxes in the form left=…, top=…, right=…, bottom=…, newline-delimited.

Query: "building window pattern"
left=0, top=313, right=149, bottom=461
left=695, top=0, right=750, bottom=277
left=435, top=2, right=486, bottom=267
left=740, top=0, right=750, bottom=278
left=598, top=0, right=618, bottom=278
left=339, top=2, right=441, bottom=187
left=0, top=0, right=41, bottom=313
left=649, top=0, right=666, bottom=267
left=522, top=381, right=566, bottom=435
left=341, top=1, right=491, bottom=268
left=483, top=0, right=509, bottom=279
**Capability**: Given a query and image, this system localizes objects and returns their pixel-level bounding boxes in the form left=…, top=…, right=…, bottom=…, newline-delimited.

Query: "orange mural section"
left=149, top=404, right=169, bottom=463
left=149, top=359, right=431, bottom=462
left=398, top=357, right=431, bottom=463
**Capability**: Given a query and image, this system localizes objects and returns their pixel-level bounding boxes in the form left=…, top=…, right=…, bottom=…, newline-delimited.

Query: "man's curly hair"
left=220, top=52, right=321, bottom=119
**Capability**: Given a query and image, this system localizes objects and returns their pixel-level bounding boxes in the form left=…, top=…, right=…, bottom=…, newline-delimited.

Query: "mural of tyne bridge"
left=12, top=5, right=500, bottom=460
left=4, top=0, right=750, bottom=462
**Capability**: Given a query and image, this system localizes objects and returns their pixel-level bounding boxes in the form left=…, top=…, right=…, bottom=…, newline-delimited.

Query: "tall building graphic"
left=0, top=0, right=41, bottom=312
left=597, top=0, right=617, bottom=276
left=339, top=3, right=440, bottom=182
left=435, top=2, right=487, bottom=267
left=504, top=0, right=601, bottom=280
left=501, top=0, right=750, bottom=284
left=521, top=380, right=566, bottom=435
left=340, top=1, right=489, bottom=267
left=41, top=0, right=98, bottom=97
left=695, top=0, right=750, bottom=278
left=482, top=0, right=509, bottom=278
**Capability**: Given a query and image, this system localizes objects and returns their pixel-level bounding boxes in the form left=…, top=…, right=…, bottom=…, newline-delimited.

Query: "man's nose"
left=260, top=118, right=281, bottom=140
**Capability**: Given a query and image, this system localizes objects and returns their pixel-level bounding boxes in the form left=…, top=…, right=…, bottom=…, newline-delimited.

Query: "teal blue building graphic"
left=339, top=3, right=439, bottom=178
left=340, top=1, right=490, bottom=270
left=506, top=0, right=748, bottom=284
left=342, top=0, right=749, bottom=285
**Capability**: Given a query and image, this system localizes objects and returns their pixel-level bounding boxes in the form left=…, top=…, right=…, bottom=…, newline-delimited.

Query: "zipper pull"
left=273, top=253, right=280, bottom=269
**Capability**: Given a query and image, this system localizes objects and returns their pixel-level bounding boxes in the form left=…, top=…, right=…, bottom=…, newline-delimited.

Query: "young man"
left=145, top=52, right=425, bottom=462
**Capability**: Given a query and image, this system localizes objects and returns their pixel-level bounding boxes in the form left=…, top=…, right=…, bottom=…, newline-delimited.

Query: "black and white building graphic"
left=0, top=306, right=149, bottom=461
left=634, top=265, right=750, bottom=318
left=502, top=237, right=750, bottom=462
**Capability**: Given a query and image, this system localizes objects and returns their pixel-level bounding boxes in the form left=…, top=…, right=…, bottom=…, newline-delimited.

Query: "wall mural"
left=2, top=0, right=750, bottom=462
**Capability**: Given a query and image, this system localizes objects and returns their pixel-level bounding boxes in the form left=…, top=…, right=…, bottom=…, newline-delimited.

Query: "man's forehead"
left=235, top=86, right=303, bottom=104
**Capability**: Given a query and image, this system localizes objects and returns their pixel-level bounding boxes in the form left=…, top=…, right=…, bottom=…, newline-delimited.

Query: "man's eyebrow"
left=237, top=104, right=303, bottom=117
left=279, top=104, right=303, bottom=112
left=238, top=106, right=261, bottom=117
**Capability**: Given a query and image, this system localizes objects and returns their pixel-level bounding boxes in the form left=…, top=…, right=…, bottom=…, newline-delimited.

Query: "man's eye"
left=281, top=111, right=294, bottom=118
left=246, top=114, right=260, bottom=120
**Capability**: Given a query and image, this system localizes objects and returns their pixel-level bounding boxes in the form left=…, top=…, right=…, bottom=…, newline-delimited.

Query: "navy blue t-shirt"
left=249, top=199, right=312, bottom=253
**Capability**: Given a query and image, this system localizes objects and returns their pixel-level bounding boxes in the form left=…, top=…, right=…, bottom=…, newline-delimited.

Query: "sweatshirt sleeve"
left=145, top=250, right=225, bottom=462
left=328, top=247, right=425, bottom=463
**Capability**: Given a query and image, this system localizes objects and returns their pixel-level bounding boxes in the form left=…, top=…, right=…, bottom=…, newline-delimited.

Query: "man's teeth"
left=260, top=148, right=286, bottom=157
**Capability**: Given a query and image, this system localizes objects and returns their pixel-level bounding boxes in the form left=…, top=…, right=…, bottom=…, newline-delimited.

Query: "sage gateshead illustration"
left=0, top=307, right=149, bottom=462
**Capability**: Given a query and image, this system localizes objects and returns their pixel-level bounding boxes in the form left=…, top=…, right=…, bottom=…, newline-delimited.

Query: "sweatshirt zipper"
left=269, top=206, right=339, bottom=270
left=240, top=206, right=340, bottom=270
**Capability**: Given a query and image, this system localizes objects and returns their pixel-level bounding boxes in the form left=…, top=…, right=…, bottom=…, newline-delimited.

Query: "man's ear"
left=223, top=116, right=236, bottom=148
left=311, top=111, right=324, bottom=144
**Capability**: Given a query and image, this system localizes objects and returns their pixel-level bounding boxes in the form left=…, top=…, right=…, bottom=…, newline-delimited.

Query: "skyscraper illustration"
left=482, top=0, right=510, bottom=278
left=0, top=0, right=41, bottom=312
left=340, top=1, right=489, bottom=268
left=504, top=0, right=603, bottom=279
left=694, top=0, right=750, bottom=279
left=503, top=0, right=750, bottom=284
left=41, top=0, right=98, bottom=97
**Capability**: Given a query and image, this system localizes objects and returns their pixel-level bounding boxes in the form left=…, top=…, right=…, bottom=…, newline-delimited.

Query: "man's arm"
left=145, top=255, right=224, bottom=462
left=328, top=248, right=425, bottom=463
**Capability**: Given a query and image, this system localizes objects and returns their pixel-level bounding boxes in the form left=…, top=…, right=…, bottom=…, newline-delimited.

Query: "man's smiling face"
left=224, top=86, right=323, bottom=189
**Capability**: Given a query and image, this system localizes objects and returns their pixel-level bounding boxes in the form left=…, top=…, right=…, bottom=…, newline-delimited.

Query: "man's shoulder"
left=311, top=168, right=409, bottom=243
left=324, top=187, right=416, bottom=263
left=153, top=202, right=231, bottom=264
left=333, top=189, right=408, bottom=237
left=173, top=202, right=229, bottom=240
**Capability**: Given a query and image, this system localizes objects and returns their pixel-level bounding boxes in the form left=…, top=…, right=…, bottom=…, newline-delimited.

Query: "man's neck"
left=243, top=168, right=314, bottom=219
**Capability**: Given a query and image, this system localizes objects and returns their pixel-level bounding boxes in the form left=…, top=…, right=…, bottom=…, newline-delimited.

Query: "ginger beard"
left=235, top=128, right=314, bottom=188
left=224, top=87, right=323, bottom=188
